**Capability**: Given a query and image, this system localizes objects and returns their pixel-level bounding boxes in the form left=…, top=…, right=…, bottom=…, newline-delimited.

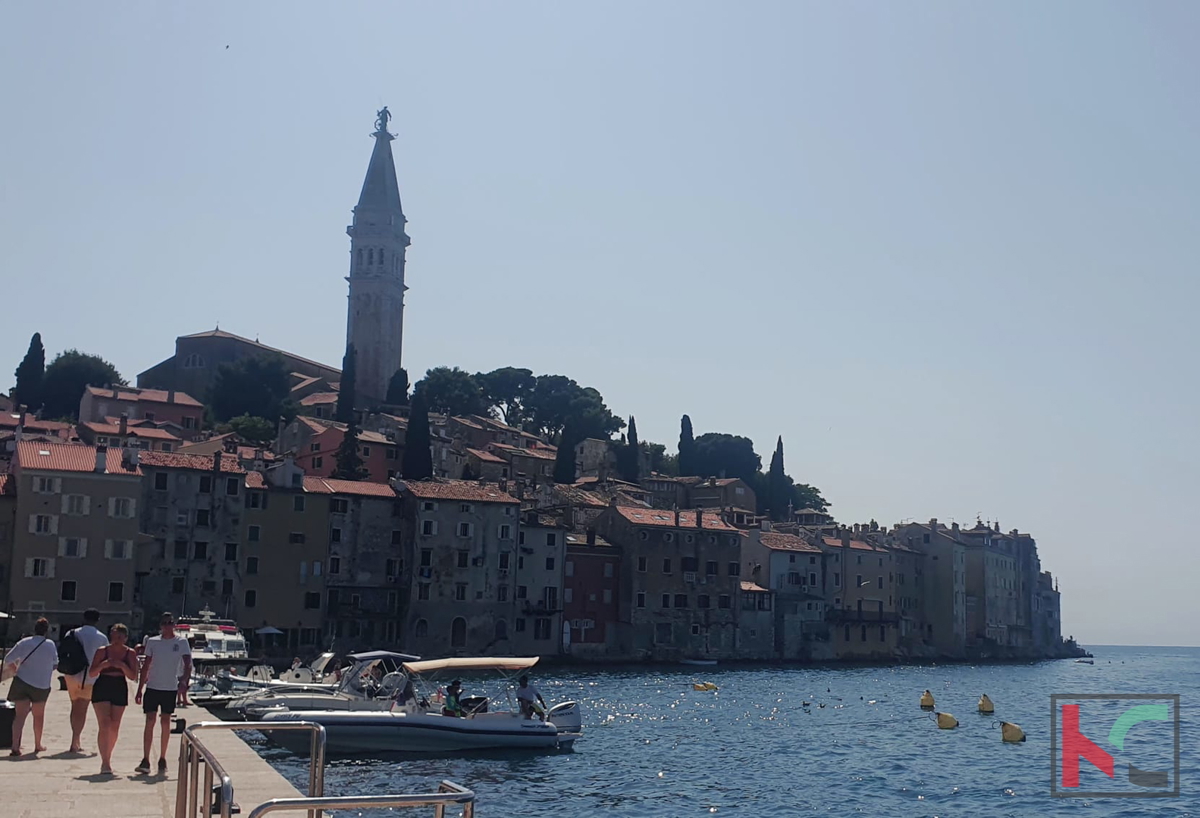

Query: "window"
left=247, top=491, right=263, bottom=509
left=604, top=562, right=614, bottom=578
left=32, top=514, right=55, bottom=534
left=662, top=558, right=672, bottom=574
left=451, top=617, right=467, bottom=648
left=674, top=594, right=688, bottom=608
left=193, top=542, right=208, bottom=560
left=107, top=582, right=124, bottom=603
left=810, top=572, right=818, bottom=586
left=856, top=574, right=863, bottom=588
left=718, top=595, right=731, bottom=609
left=603, top=589, right=612, bottom=604
left=35, top=477, right=59, bottom=494
left=637, top=556, right=647, bottom=572
left=60, top=580, right=77, bottom=601
left=534, top=618, right=552, bottom=640
left=59, top=538, right=84, bottom=558
left=706, top=560, right=718, bottom=576
left=455, top=584, right=467, bottom=601
left=517, top=585, right=528, bottom=599
left=457, top=550, right=469, bottom=568
left=225, top=477, right=239, bottom=496
left=861, top=625, right=868, bottom=643
left=877, top=576, right=884, bottom=590
left=330, top=498, right=349, bottom=514
left=421, top=501, right=436, bottom=512
left=330, top=527, right=342, bottom=543
left=183, top=416, right=197, bottom=429
left=639, top=531, right=649, bottom=541
left=513, top=618, right=527, bottom=633
left=661, top=594, right=671, bottom=609
left=176, top=511, right=189, bottom=526
left=293, top=496, right=305, bottom=512
left=682, top=557, right=698, bottom=572
left=546, top=533, right=557, bottom=547
left=154, top=472, right=168, bottom=491
left=105, top=540, right=130, bottom=560
left=728, top=562, right=740, bottom=576
left=222, top=578, right=234, bottom=596
left=698, top=594, right=711, bottom=609
left=172, top=577, right=185, bottom=594
left=244, top=590, right=257, bottom=608
left=459, top=503, right=473, bottom=513
left=64, top=494, right=87, bottom=515
left=196, top=509, right=211, bottom=527
left=174, top=540, right=188, bottom=560
left=328, top=556, right=340, bottom=574
left=305, top=593, right=321, bottom=609
left=499, top=552, right=511, bottom=571
left=421, top=520, right=436, bottom=536
left=418, top=583, right=430, bottom=601
left=391, top=530, right=403, bottom=545
left=199, top=475, right=213, bottom=494
left=834, top=572, right=840, bottom=587
left=26, top=557, right=52, bottom=578
left=289, top=532, right=306, bottom=544
left=457, top=522, right=472, bottom=538
left=224, top=543, right=238, bottom=561
left=312, top=456, right=323, bottom=468
left=499, top=524, right=512, bottom=540
left=498, top=585, right=509, bottom=602
left=246, top=556, right=259, bottom=575
left=564, top=560, right=574, bottom=578
left=563, top=588, right=574, bottom=603
left=248, top=525, right=260, bottom=542
left=545, top=557, right=555, bottom=571
left=636, top=592, right=646, bottom=608
left=386, top=558, right=400, bottom=576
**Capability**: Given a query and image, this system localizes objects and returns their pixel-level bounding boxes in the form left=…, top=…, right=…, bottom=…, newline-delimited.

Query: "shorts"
left=142, top=687, right=177, bottom=715
left=7, top=676, right=51, bottom=703
left=92, top=675, right=129, bottom=707
left=65, top=674, right=94, bottom=702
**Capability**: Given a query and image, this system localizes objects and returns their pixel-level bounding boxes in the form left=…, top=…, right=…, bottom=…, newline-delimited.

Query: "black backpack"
left=57, top=628, right=88, bottom=675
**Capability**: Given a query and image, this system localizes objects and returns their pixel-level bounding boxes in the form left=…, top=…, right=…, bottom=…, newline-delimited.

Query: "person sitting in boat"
left=442, top=679, right=465, bottom=717
left=516, top=675, right=546, bottom=721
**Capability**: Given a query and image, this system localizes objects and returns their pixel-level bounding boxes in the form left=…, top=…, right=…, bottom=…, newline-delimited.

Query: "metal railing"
left=175, top=721, right=326, bottom=818
left=246, top=782, right=476, bottom=818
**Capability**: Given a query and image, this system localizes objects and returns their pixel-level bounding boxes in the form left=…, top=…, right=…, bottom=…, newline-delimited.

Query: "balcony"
left=825, top=608, right=900, bottom=625
left=521, top=601, right=562, bottom=616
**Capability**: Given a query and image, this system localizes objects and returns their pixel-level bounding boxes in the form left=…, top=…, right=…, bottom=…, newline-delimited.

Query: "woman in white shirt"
left=3, top=618, right=59, bottom=757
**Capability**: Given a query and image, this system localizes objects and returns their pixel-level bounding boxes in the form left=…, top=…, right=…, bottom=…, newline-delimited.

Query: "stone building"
left=823, top=531, right=903, bottom=659
left=562, top=531, right=621, bottom=657
left=8, top=442, right=142, bottom=636
left=276, top=417, right=398, bottom=483
left=894, top=520, right=967, bottom=658
left=0, top=475, right=15, bottom=619
left=742, top=526, right=827, bottom=659
left=394, top=480, right=520, bottom=657
left=512, top=511, right=568, bottom=654
left=79, top=386, right=204, bottom=440
left=595, top=506, right=743, bottom=661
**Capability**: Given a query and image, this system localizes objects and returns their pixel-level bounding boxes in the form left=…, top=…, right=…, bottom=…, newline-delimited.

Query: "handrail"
left=175, top=721, right=326, bottom=818
left=245, top=781, right=476, bottom=818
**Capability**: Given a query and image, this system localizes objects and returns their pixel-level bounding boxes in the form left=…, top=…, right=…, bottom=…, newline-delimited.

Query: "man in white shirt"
left=515, top=675, right=546, bottom=720
left=135, top=612, right=192, bottom=775
left=64, top=608, right=109, bottom=753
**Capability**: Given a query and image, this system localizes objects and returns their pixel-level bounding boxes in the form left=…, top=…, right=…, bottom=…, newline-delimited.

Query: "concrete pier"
left=2, top=679, right=302, bottom=818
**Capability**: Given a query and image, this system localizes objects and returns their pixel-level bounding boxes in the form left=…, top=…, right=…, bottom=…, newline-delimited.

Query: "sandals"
left=8, top=750, right=20, bottom=757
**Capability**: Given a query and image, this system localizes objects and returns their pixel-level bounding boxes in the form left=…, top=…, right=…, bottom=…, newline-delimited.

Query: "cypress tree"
left=333, top=418, right=367, bottom=480
left=336, top=345, right=357, bottom=424
left=401, top=392, right=434, bottom=480
left=622, top=415, right=641, bottom=482
left=767, top=436, right=788, bottom=521
left=678, top=414, right=696, bottom=476
left=13, top=332, right=45, bottom=411
left=386, top=367, right=409, bottom=406
left=554, top=418, right=579, bottom=484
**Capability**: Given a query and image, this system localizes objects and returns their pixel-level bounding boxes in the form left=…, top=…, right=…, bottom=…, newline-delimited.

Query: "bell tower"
left=345, top=106, right=410, bottom=407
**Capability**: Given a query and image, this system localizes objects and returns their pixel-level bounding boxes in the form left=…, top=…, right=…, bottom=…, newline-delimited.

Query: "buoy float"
left=1000, top=721, right=1026, bottom=743
left=935, top=712, right=958, bottom=729
left=692, top=682, right=718, bottom=692
left=920, top=690, right=935, bottom=710
left=978, top=694, right=994, bottom=714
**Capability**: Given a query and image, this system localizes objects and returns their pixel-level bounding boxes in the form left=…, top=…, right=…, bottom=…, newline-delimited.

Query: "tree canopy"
left=209, top=355, right=294, bottom=424
left=476, top=367, right=535, bottom=426
left=333, top=419, right=367, bottom=481
left=386, top=367, right=410, bottom=406
left=225, top=415, right=276, bottom=445
left=12, top=332, right=45, bottom=411
left=691, top=433, right=761, bottom=481
left=678, top=415, right=696, bottom=476
left=553, top=417, right=580, bottom=484
left=401, top=391, right=433, bottom=480
left=336, top=345, right=357, bottom=424
left=412, top=366, right=490, bottom=418
left=41, top=349, right=125, bottom=420
left=526, top=375, right=623, bottom=442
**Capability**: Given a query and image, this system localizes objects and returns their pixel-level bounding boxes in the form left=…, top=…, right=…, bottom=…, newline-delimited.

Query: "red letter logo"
left=1062, top=704, right=1115, bottom=787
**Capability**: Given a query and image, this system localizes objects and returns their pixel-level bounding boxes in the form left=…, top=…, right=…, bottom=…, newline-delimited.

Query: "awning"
left=403, top=656, right=540, bottom=675
left=256, top=626, right=284, bottom=635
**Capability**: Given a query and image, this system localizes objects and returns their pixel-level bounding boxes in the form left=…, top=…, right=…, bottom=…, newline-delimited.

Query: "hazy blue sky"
left=2, top=3, right=1197, bottom=646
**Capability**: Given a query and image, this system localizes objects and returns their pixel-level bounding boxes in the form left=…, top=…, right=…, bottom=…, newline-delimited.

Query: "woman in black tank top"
left=88, top=623, right=139, bottom=776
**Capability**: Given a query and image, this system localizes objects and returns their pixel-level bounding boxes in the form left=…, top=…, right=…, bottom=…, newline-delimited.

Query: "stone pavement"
left=2, top=678, right=302, bottom=818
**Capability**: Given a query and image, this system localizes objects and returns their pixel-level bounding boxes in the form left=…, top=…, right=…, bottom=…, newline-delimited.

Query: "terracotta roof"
left=614, top=506, right=738, bottom=532
left=741, top=581, right=770, bottom=593
left=759, top=532, right=822, bottom=553
left=245, top=472, right=266, bottom=489
left=296, top=416, right=392, bottom=445
left=16, top=441, right=140, bottom=475
left=794, top=508, right=829, bottom=516
left=0, top=414, right=73, bottom=434
left=84, top=385, right=202, bottom=408
left=171, top=329, right=340, bottom=376
left=139, top=450, right=246, bottom=474
left=290, top=374, right=322, bottom=391
left=82, top=422, right=181, bottom=441
left=822, top=536, right=883, bottom=552
left=302, top=476, right=397, bottom=498
left=395, top=479, right=519, bottom=504
left=465, top=448, right=506, bottom=464
left=550, top=485, right=609, bottom=508
left=565, top=532, right=613, bottom=548
left=299, top=392, right=340, bottom=406
left=491, top=443, right=556, bottom=461
left=0, top=474, right=14, bottom=496
left=451, top=417, right=486, bottom=430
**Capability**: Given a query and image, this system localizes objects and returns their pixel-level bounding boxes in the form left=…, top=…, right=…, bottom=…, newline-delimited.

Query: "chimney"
left=929, top=517, right=938, bottom=530
left=674, top=509, right=681, bottom=527
left=695, top=508, right=702, bottom=528
left=587, top=529, right=596, bottom=546
left=94, top=447, right=107, bottom=473
left=123, top=448, right=140, bottom=468
left=212, top=451, right=222, bottom=473
left=17, top=407, right=27, bottom=427
left=951, top=522, right=960, bottom=534
left=840, top=526, right=850, bottom=548
left=119, top=414, right=128, bottom=436
left=759, top=519, right=772, bottom=532
left=167, top=389, right=176, bottom=404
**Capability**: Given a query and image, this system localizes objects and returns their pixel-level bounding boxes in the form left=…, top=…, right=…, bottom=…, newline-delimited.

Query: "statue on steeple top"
left=374, top=106, right=392, bottom=134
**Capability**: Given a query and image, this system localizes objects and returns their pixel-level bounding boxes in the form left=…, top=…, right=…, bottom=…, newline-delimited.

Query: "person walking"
left=134, top=613, right=191, bottom=775
left=2, top=618, right=58, bottom=756
left=89, top=623, right=139, bottom=776
left=60, top=608, right=109, bottom=753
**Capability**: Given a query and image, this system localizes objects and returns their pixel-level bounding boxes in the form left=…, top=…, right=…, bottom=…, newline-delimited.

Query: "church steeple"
left=345, top=107, right=410, bottom=408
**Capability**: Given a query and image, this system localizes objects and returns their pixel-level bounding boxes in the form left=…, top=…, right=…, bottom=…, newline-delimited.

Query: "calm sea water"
left=250, top=645, right=1198, bottom=817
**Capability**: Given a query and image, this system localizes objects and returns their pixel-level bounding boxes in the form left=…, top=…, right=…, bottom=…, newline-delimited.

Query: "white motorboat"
left=176, top=609, right=249, bottom=660
left=227, top=650, right=417, bottom=719
left=260, top=656, right=582, bottom=754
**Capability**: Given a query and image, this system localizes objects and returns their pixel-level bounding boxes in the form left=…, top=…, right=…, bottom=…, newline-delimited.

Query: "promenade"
left=2, top=678, right=302, bottom=818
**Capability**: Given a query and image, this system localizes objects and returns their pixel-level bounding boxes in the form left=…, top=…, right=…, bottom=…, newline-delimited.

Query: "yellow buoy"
left=920, top=690, right=935, bottom=710
left=936, top=712, right=958, bottom=729
left=692, top=682, right=718, bottom=692
left=1000, top=721, right=1026, bottom=743
left=978, top=694, right=994, bottom=714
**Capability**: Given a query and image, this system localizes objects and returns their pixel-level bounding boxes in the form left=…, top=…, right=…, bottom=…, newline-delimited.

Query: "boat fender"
left=935, top=712, right=958, bottom=730
left=1000, top=721, right=1026, bottom=743
left=692, top=682, right=718, bottom=692
left=920, top=690, right=935, bottom=710
left=978, top=694, right=994, bottom=714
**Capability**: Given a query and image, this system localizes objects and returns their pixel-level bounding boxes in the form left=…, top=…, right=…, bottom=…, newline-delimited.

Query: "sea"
left=249, top=645, right=1198, bottom=817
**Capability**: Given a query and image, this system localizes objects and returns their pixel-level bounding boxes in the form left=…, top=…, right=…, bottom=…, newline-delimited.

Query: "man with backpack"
left=59, top=608, right=109, bottom=753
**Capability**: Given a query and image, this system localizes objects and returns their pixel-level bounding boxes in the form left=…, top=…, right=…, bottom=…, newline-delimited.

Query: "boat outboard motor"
left=546, top=702, right=582, bottom=732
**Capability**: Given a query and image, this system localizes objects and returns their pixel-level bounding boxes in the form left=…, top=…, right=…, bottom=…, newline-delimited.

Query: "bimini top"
left=402, top=656, right=540, bottom=675
left=347, top=650, right=421, bottom=663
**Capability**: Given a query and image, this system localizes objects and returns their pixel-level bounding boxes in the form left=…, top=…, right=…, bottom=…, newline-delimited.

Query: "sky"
left=2, top=3, right=1198, bottom=646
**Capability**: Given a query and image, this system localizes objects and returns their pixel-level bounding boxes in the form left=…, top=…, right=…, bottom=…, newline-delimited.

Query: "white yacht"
left=176, top=609, right=249, bottom=660
left=227, top=650, right=417, bottom=719
left=259, top=656, right=582, bottom=754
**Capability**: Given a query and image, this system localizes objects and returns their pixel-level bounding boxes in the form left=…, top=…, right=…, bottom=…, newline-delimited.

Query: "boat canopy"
left=346, top=650, right=421, bottom=663
left=402, top=656, right=540, bottom=675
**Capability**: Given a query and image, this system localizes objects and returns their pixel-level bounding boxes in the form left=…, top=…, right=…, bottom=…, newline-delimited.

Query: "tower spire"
left=345, top=107, right=410, bottom=407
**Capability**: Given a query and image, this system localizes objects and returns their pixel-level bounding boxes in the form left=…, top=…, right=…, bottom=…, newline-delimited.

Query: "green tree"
left=678, top=415, right=696, bottom=476
left=645, top=441, right=678, bottom=476
left=41, top=350, right=126, bottom=420
left=553, top=417, right=580, bottom=484
left=227, top=415, right=277, bottom=445
left=619, top=415, right=641, bottom=482
left=12, top=332, right=45, bottom=411
left=412, top=367, right=489, bottom=418
left=333, top=418, right=368, bottom=480
left=336, top=345, right=357, bottom=423
left=401, top=392, right=434, bottom=480
left=386, top=367, right=410, bottom=406
left=476, top=367, right=536, bottom=426
left=526, top=375, right=623, bottom=441
left=692, top=432, right=761, bottom=481
left=767, top=436, right=789, bottom=521
left=792, top=482, right=830, bottom=514
left=209, top=355, right=294, bottom=424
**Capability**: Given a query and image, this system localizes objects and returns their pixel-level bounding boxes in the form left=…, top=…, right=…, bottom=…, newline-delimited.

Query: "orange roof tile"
left=299, top=392, right=340, bottom=406
left=395, top=479, right=519, bottom=504
left=84, top=385, right=202, bottom=407
left=740, top=581, right=770, bottom=593
left=139, top=450, right=246, bottom=474
left=245, top=472, right=266, bottom=489
left=614, top=506, right=738, bottom=532
left=0, top=474, right=15, bottom=495
left=82, top=422, right=181, bottom=441
left=16, top=441, right=141, bottom=475
left=759, top=532, right=822, bottom=553
left=302, top=476, right=397, bottom=498
left=491, top=443, right=556, bottom=461
left=0, top=414, right=73, bottom=433
left=465, top=448, right=506, bottom=464
left=822, top=536, right=883, bottom=552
